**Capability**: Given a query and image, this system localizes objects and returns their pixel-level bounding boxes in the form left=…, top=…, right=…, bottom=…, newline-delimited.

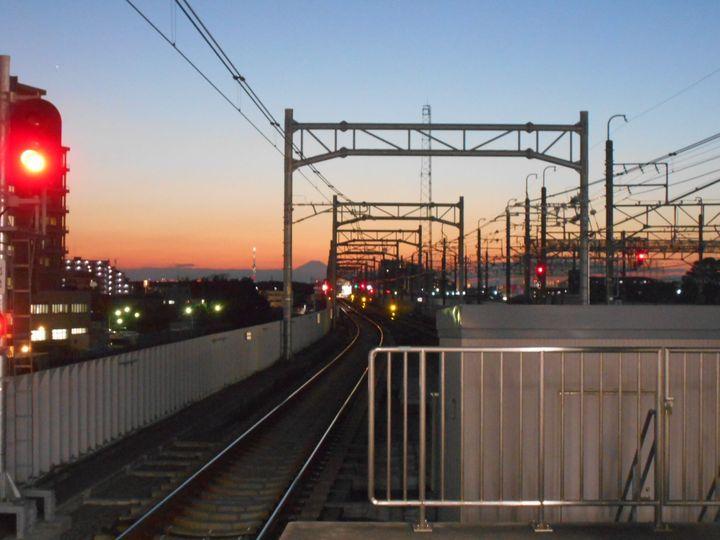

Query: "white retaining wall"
left=3, top=310, right=330, bottom=483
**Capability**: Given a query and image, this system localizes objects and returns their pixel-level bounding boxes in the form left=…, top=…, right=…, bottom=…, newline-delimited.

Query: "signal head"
left=20, top=149, right=48, bottom=174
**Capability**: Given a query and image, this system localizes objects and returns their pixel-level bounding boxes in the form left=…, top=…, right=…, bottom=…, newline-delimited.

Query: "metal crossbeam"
left=282, top=109, right=590, bottom=360
left=293, top=121, right=582, bottom=171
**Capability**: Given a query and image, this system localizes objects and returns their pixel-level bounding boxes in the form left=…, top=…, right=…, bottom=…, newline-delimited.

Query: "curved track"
left=117, top=305, right=383, bottom=539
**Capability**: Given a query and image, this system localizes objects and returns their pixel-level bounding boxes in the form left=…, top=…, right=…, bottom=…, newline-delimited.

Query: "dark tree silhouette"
left=681, top=258, right=720, bottom=304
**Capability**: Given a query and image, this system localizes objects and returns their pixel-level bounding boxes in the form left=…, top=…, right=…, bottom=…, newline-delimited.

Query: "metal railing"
left=368, top=346, right=720, bottom=531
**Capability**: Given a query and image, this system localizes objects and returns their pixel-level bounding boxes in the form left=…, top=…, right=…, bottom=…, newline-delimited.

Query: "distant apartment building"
left=63, top=257, right=131, bottom=296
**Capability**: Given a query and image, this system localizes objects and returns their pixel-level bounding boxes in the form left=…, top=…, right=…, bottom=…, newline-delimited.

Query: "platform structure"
left=280, top=521, right=719, bottom=539
left=365, top=305, right=720, bottom=534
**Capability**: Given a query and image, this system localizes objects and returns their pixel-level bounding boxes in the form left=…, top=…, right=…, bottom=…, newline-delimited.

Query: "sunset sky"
left=2, top=1, right=719, bottom=271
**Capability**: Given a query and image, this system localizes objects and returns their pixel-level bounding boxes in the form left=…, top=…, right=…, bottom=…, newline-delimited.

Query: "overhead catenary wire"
left=173, top=0, right=351, bottom=203
left=124, top=0, right=338, bottom=204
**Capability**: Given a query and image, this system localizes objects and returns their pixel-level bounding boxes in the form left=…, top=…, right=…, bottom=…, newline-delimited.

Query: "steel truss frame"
left=329, top=198, right=461, bottom=320
left=282, top=109, right=590, bottom=359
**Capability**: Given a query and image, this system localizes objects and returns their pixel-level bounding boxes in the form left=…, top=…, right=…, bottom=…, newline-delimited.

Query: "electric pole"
left=441, top=237, right=447, bottom=306
left=505, top=205, right=512, bottom=298
left=605, top=114, right=627, bottom=304
left=477, top=226, right=482, bottom=301
left=524, top=174, right=537, bottom=302
left=699, top=204, right=705, bottom=261
left=541, top=166, right=555, bottom=298
left=484, top=244, right=489, bottom=291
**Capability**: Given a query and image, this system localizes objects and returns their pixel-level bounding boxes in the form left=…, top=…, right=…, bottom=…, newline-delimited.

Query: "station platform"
left=280, top=522, right=720, bottom=539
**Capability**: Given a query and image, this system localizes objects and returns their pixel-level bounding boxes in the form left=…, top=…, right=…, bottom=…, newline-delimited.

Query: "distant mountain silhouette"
left=122, top=260, right=327, bottom=283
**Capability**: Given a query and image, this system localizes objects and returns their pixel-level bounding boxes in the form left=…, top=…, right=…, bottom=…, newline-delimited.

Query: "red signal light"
left=636, top=250, right=649, bottom=265
left=535, top=264, right=546, bottom=277
left=321, top=282, right=329, bottom=293
left=8, top=98, right=63, bottom=195
left=20, top=149, right=48, bottom=174
left=0, top=313, right=8, bottom=337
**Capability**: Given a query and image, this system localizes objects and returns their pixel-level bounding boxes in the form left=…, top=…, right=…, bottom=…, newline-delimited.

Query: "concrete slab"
left=280, top=521, right=720, bottom=540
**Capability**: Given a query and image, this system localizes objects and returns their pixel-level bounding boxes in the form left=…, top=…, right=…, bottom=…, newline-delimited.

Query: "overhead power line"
left=173, top=0, right=351, bottom=203
left=123, top=0, right=342, bottom=204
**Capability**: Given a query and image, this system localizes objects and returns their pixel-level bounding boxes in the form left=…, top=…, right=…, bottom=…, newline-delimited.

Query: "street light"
left=524, top=174, right=538, bottom=301
left=606, top=113, right=628, bottom=304
left=504, top=198, right=518, bottom=297
left=476, top=218, right=487, bottom=300
left=540, top=166, right=556, bottom=298
left=542, top=166, right=556, bottom=188
left=525, top=173, right=538, bottom=198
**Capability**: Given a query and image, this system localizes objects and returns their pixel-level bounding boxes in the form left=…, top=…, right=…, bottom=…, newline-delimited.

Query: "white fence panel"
left=4, top=310, right=329, bottom=483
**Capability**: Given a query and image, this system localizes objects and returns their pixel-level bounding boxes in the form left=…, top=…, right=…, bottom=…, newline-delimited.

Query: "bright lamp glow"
left=20, top=149, right=47, bottom=174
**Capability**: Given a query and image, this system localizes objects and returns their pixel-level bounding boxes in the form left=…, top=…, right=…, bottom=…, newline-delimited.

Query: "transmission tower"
left=421, top=104, right=433, bottom=282
left=252, top=246, right=257, bottom=281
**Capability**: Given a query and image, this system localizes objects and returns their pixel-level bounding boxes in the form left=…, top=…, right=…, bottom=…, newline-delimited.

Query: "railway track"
left=115, top=304, right=383, bottom=539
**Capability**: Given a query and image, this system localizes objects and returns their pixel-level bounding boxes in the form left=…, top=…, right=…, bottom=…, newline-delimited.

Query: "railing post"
left=367, top=350, right=376, bottom=503
left=534, top=350, right=552, bottom=532
left=414, top=350, right=432, bottom=532
left=655, top=349, right=670, bottom=531
left=430, top=392, right=439, bottom=495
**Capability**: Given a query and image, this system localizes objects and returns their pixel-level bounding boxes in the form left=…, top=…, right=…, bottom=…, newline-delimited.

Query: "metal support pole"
left=441, top=238, right=447, bottom=306
left=605, top=139, right=614, bottom=304
left=505, top=207, right=511, bottom=297
left=579, top=111, right=590, bottom=305
left=453, top=254, right=458, bottom=295
left=484, top=244, right=489, bottom=291
left=524, top=194, right=531, bottom=302
left=330, top=195, right=338, bottom=325
left=282, top=109, right=294, bottom=360
left=458, top=196, right=465, bottom=298
left=477, top=227, right=482, bottom=301
left=417, top=225, right=423, bottom=297
left=604, top=114, right=626, bottom=304
left=0, top=54, right=9, bottom=501
left=540, top=186, right=547, bottom=297
left=699, top=207, right=705, bottom=262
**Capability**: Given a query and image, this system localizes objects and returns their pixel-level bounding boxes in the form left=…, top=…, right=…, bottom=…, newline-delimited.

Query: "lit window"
left=71, top=327, right=87, bottom=335
left=52, top=329, right=68, bottom=340
left=30, top=304, right=49, bottom=314
left=245, top=331, right=252, bottom=341
left=31, top=327, right=47, bottom=342
left=70, top=303, right=88, bottom=313
left=51, top=304, right=68, bottom=314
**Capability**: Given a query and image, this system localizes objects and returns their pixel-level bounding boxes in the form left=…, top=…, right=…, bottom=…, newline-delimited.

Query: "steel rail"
left=257, top=303, right=385, bottom=539
left=118, top=308, right=363, bottom=538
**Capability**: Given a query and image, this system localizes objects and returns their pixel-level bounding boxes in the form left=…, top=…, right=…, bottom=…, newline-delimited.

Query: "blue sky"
left=2, top=0, right=719, bottom=268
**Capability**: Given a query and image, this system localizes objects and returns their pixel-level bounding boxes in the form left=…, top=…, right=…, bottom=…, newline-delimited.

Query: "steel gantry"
left=282, top=109, right=590, bottom=359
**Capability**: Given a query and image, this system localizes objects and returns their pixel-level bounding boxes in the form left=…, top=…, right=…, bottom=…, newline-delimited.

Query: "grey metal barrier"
left=368, top=346, right=720, bottom=531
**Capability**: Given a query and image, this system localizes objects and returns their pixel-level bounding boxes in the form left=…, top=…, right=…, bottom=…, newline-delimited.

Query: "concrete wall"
left=437, top=305, right=720, bottom=524
left=4, top=310, right=331, bottom=483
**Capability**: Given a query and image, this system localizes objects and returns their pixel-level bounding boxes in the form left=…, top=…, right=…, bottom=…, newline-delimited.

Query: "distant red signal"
left=636, top=249, right=649, bottom=266
left=535, top=263, right=546, bottom=277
